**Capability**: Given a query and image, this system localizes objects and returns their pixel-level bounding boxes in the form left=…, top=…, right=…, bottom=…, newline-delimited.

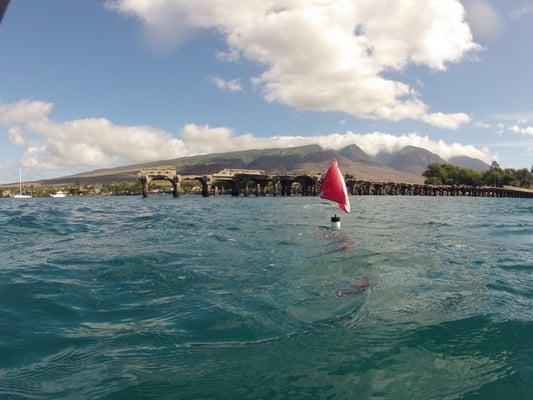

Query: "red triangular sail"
left=320, top=160, right=351, bottom=213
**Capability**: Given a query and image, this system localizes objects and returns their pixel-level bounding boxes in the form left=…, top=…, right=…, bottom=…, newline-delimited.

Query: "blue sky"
left=0, top=0, right=532, bottom=183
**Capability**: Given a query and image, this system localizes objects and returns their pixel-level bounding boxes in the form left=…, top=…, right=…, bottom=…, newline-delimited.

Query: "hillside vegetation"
left=423, top=162, right=533, bottom=188
left=2, top=144, right=500, bottom=188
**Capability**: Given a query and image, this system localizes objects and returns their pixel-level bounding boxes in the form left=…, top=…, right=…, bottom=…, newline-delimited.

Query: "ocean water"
left=0, top=196, right=532, bottom=399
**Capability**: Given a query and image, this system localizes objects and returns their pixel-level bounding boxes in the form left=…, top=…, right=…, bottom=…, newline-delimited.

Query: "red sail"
left=320, top=160, right=351, bottom=213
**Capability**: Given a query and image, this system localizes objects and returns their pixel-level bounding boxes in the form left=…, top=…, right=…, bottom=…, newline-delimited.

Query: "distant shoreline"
left=2, top=182, right=532, bottom=199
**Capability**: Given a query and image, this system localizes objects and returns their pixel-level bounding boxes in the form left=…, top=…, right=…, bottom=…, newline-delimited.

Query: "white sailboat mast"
left=19, top=166, right=22, bottom=195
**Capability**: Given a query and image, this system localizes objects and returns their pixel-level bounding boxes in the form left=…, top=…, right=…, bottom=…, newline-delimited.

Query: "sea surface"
left=0, top=196, right=532, bottom=399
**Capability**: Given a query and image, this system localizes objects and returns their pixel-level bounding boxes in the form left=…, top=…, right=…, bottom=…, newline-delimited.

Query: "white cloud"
left=461, top=0, right=503, bottom=42
left=181, top=123, right=236, bottom=154
left=420, top=112, right=471, bottom=130
left=508, top=125, right=533, bottom=136
left=475, top=121, right=491, bottom=129
left=258, top=131, right=493, bottom=163
left=209, top=76, right=243, bottom=92
left=0, top=99, right=494, bottom=173
left=7, top=126, right=26, bottom=145
left=106, top=0, right=477, bottom=128
left=0, top=99, right=186, bottom=170
left=0, top=99, right=52, bottom=126
left=177, top=124, right=494, bottom=162
left=490, top=119, right=533, bottom=137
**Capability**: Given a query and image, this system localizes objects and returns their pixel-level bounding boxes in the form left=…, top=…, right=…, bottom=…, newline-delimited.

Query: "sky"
left=0, top=0, right=532, bottom=183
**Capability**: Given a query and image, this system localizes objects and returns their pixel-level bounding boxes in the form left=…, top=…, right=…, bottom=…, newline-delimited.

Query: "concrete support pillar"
left=171, top=178, right=180, bottom=198
left=140, top=177, right=151, bottom=198
left=199, top=177, right=210, bottom=197
left=201, top=183, right=210, bottom=197
left=231, top=180, right=240, bottom=197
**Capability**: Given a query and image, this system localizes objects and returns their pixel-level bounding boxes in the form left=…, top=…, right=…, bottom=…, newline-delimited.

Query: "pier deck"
left=137, top=168, right=533, bottom=198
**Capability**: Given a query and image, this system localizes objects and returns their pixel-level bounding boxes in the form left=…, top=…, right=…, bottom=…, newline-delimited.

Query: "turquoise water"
left=0, top=196, right=532, bottom=399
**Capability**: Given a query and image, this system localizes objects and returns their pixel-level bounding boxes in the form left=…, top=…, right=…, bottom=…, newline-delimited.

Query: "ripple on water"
left=0, top=196, right=532, bottom=399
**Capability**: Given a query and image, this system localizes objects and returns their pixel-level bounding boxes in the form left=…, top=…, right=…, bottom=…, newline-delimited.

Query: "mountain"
left=338, top=144, right=374, bottom=163
left=377, top=146, right=445, bottom=174
left=9, top=145, right=425, bottom=187
left=447, top=156, right=490, bottom=171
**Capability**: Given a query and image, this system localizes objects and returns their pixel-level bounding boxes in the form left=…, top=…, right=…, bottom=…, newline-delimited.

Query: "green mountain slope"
left=12, top=145, right=426, bottom=186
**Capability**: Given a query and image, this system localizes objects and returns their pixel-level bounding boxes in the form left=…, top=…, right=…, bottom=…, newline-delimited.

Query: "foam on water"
left=0, top=196, right=532, bottom=399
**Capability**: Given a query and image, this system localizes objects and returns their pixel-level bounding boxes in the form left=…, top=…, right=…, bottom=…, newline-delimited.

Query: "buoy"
left=331, top=214, right=341, bottom=229
left=320, top=160, right=350, bottom=229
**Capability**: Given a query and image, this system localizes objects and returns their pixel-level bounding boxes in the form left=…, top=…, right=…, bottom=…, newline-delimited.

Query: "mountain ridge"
left=447, top=156, right=490, bottom=171
left=2, top=145, right=491, bottom=187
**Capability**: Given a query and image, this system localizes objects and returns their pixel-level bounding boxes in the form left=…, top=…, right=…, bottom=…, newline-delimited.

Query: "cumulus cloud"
left=0, top=99, right=186, bottom=170
left=420, top=112, right=471, bottom=130
left=106, top=0, right=477, bottom=128
left=7, top=126, right=26, bottom=145
left=243, top=131, right=493, bottom=163
left=0, top=99, right=52, bottom=126
left=490, top=119, right=533, bottom=137
left=508, top=125, right=533, bottom=136
left=176, top=124, right=494, bottom=162
left=209, top=76, right=243, bottom=92
left=0, top=99, right=493, bottom=173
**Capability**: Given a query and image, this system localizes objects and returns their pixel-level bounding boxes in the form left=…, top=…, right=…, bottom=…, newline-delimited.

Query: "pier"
left=346, top=181, right=533, bottom=198
left=137, top=168, right=533, bottom=198
left=137, top=168, right=321, bottom=198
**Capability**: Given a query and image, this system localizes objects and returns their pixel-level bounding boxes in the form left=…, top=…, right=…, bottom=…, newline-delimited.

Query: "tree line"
left=423, top=162, right=533, bottom=188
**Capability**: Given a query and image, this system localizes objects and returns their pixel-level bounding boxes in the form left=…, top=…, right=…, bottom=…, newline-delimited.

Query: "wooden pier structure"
left=137, top=168, right=533, bottom=198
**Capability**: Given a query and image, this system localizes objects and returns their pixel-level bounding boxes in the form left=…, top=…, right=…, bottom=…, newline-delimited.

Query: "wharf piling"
left=137, top=168, right=533, bottom=198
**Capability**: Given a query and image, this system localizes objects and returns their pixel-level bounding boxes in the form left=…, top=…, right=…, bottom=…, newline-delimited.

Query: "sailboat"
left=320, top=160, right=350, bottom=228
left=12, top=167, right=32, bottom=198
